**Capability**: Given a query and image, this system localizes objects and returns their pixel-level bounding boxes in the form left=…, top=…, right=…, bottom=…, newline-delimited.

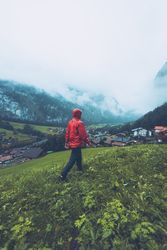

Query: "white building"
left=132, top=128, right=152, bottom=137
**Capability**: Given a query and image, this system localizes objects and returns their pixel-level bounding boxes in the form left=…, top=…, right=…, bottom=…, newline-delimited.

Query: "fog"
left=0, top=0, right=167, bottom=113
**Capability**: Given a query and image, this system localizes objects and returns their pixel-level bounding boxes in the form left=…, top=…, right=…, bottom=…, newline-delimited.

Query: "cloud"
left=152, top=62, right=167, bottom=107
left=0, top=0, right=167, bottom=113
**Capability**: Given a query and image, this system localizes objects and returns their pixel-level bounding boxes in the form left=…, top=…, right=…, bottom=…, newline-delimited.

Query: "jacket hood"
left=72, top=108, right=82, bottom=119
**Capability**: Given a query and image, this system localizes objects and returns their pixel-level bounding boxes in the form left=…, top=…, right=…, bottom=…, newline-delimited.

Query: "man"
left=60, top=108, right=91, bottom=181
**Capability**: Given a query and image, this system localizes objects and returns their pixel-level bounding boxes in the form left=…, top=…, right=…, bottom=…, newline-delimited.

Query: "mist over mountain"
left=0, top=80, right=138, bottom=126
left=155, top=62, right=167, bottom=86
left=132, top=102, right=167, bottom=129
left=124, top=63, right=167, bottom=130
left=153, top=62, right=167, bottom=107
left=59, top=86, right=123, bottom=115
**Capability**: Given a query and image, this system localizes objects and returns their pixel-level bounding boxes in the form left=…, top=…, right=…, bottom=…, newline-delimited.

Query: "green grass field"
left=87, top=123, right=111, bottom=129
left=0, top=145, right=167, bottom=249
left=10, top=121, right=62, bottom=135
left=0, top=128, right=31, bottom=142
left=0, top=121, right=63, bottom=145
left=0, top=147, right=105, bottom=177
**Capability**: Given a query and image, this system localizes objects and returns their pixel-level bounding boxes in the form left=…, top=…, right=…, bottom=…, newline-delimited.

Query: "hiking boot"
left=77, top=168, right=83, bottom=172
left=58, top=175, right=66, bottom=181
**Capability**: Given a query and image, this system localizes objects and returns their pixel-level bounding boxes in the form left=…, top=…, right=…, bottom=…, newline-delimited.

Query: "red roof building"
left=112, top=141, right=126, bottom=147
left=154, top=126, right=167, bottom=133
left=0, top=155, right=13, bottom=163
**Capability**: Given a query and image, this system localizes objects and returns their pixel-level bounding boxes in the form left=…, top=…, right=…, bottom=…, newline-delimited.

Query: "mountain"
left=61, top=86, right=139, bottom=123
left=0, top=80, right=73, bottom=125
left=154, top=62, right=167, bottom=87
left=119, top=102, right=167, bottom=132
left=63, top=86, right=123, bottom=115
left=132, top=102, right=167, bottom=129
left=152, top=62, right=167, bottom=108
left=0, top=80, right=137, bottom=125
left=127, top=62, right=167, bottom=130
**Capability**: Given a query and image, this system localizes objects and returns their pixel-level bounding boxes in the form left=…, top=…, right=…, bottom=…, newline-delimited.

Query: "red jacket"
left=65, top=118, right=90, bottom=148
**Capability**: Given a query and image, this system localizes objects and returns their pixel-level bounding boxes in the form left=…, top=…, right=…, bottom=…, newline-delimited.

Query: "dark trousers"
left=61, top=148, right=82, bottom=178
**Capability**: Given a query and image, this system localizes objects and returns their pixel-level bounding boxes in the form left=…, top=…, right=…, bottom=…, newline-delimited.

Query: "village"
left=0, top=126, right=64, bottom=168
left=90, top=125, right=167, bottom=147
left=0, top=137, right=49, bottom=167
left=0, top=125, right=167, bottom=168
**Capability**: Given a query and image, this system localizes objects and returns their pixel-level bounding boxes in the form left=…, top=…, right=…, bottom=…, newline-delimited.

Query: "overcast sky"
left=0, top=0, right=167, bottom=113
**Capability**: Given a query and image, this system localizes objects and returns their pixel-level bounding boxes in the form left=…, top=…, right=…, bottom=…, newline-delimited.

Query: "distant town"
left=90, top=126, right=167, bottom=146
left=0, top=124, right=64, bottom=168
left=0, top=123, right=167, bottom=168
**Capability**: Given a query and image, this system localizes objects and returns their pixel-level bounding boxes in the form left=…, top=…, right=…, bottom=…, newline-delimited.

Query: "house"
left=112, top=141, right=126, bottom=147
left=112, top=136, right=131, bottom=143
left=154, top=126, right=167, bottom=142
left=91, top=137, right=101, bottom=146
left=111, top=136, right=131, bottom=147
left=23, top=147, right=44, bottom=159
left=10, top=148, right=23, bottom=157
left=0, top=155, right=13, bottom=164
left=48, top=128, right=57, bottom=133
left=103, top=135, right=131, bottom=147
left=104, top=136, right=113, bottom=146
left=32, top=139, right=48, bottom=147
left=1, top=143, right=12, bottom=149
left=148, top=130, right=153, bottom=137
left=154, top=126, right=167, bottom=133
left=132, top=128, right=148, bottom=137
left=116, top=133, right=127, bottom=137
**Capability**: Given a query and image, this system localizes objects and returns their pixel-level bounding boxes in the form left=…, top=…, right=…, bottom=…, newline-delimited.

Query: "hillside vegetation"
left=0, top=121, right=63, bottom=151
left=133, top=103, right=167, bottom=129
left=0, top=128, right=31, bottom=142
left=0, top=80, right=132, bottom=125
left=0, top=145, right=167, bottom=249
left=120, top=103, right=167, bottom=132
left=10, top=121, right=61, bottom=135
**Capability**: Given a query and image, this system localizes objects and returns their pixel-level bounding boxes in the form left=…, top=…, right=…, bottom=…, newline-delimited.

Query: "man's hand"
left=86, top=142, right=94, bottom=148
left=89, top=141, right=97, bottom=148
left=65, top=143, right=69, bottom=149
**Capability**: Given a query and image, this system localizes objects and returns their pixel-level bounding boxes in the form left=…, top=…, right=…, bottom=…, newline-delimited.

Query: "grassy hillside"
left=133, top=103, right=167, bottom=129
left=10, top=121, right=61, bottom=135
left=0, top=148, right=103, bottom=177
left=0, top=121, right=63, bottom=148
left=0, top=145, right=167, bottom=249
left=0, top=128, right=31, bottom=142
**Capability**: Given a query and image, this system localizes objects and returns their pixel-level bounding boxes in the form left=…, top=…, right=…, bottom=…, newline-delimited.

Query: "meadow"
left=0, top=121, right=62, bottom=145
left=0, top=145, right=167, bottom=249
left=0, top=128, right=31, bottom=142
left=10, top=122, right=61, bottom=135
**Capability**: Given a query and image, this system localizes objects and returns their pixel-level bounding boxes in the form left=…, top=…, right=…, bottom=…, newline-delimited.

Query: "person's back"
left=60, top=108, right=91, bottom=181
left=65, top=117, right=90, bottom=149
